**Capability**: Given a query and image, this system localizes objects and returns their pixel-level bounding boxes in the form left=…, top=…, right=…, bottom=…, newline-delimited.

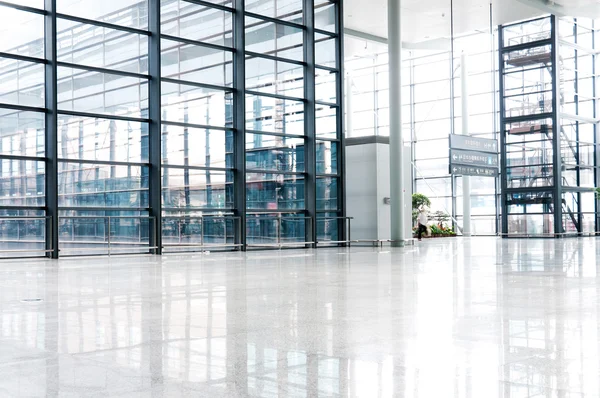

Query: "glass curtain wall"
left=344, top=27, right=500, bottom=235
left=0, top=0, right=343, bottom=257
left=0, top=3, right=47, bottom=256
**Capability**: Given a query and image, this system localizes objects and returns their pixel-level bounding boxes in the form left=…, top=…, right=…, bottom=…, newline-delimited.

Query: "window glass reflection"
left=58, top=162, right=149, bottom=208
left=0, top=5, right=44, bottom=59
left=0, top=159, right=45, bottom=207
left=162, top=167, right=234, bottom=209
left=246, top=173, right=305, bottom=210
left=56, top=0, right=149, bottom=29
left=162, top=126, right=233, bottom=168
left=57, top=67, right=149, bottom=118
left=0, top=110, right=45, bottom=158
left=58, top=115, right=148, bottom=163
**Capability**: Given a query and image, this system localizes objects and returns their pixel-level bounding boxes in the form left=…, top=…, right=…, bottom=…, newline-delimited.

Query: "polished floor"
left=1, top=238, right=600, bottom=397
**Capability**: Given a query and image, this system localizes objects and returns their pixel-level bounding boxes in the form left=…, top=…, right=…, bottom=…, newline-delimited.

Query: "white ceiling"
left=344, top=0, right=600, bottom=44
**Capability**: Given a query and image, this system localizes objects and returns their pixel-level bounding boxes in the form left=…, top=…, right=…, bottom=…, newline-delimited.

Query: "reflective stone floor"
left=1, top=238, right=600, bottom=397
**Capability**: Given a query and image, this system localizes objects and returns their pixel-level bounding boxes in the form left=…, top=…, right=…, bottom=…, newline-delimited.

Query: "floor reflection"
left=0, top=238, right=599, bottom=397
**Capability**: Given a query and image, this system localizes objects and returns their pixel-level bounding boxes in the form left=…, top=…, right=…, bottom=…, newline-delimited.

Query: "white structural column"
left=460, top=52, right=472, bottom=236
left=388, top=0, right=405, bottom=246
left=345, top=73, right=353, bottom=138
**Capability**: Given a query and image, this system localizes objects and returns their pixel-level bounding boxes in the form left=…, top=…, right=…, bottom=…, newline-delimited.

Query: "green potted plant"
left=432, top=210, right=450, bottom=229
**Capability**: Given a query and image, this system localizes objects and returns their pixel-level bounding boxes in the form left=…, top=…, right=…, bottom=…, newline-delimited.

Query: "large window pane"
left=0, top=6, right=44, bottom=59
left=415, top=139, right=450, bottom=160
left=58, top=210, right=151, bottom=256
left=316, top=69, right=337, bottom=104
left=414, top=158, right=449, bottom=178
left=161, top=39, right=232, bottom=87
left=58, top=162, right=149, bottom=208
left=0, top=159, right=45, bottom=207
left=315, top=33, right=336, bottom=68
left=315, top=2, right=335, bottom=33
left=245, top=0, right=303, bottom=22
left=0, top=210, right=46, bottom=258
left=162, top=167, right=233, bottom=209
left=317, top=177, right=337, bottom=210
left=245, top=17, right=304, bottom=61
left=162, top=126, right=233, bottom=168
left=57, top=0, right=149, bottom=29
left=57, top=115, right=148, bottom=163
left=316, top=140, right=337, bottom=174
left=161, top=0, right=233, bottom=47
left=57, top=67, right=148, bottom=118
left=246, top=133, right=305, bottom=172
left=0, top=59, right=45, bottom=107
left=246, top=173, right=304, bottom=210
left=317, top=212, right=339, bottom=243
left=57, top=19, right=148, bottom=74
left=246, top=94, right=304, bottom=135
left=0, top=110, right=44, bottom=158
left=161, top=81, right=233, bottom=127
left=316, top=105, right=336, bottom=138
left=246, top=214, right=307, bottom=245
left=246, top=56, right=304, bottom=98
left=162, top=214, right=236, bottom=248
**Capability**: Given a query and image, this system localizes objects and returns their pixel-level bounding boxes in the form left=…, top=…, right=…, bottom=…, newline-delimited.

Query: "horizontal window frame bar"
left=58, top=207, right=150, bottom=212
left=57, top=158, right=149, bottom=167
left=314, top=28, right=336, bottom=38
left=244, top=50, right=306, bottom=66
left=57, top=61, right=150, bottom=80
left=162, top=164, right=231, bottom=172
left=316, top=65, right=338, bottom=72
left=246, top=169, right=305, bottom=176
left=315, top=136, right=340, bottom=143
left=162, top=77, right=233, bottom=92
left=160, top=33, right=233, bottom=52
left=55, top=13, right=150, bottom=36
left=244, top=89, right=304, bottom=102
left=244, top=11, right=305, bottom=30
left=161, top=120, right=234, bottom=131
left=0, top=206, right=46, bottom=211
left=245, top=129, right=304, bottom=138
left=183, top=0, right=234, bottom=12
left=245, top=209, right=307, bottom=214
left=315, top=100, right=338, bottom=107
left=0, top=103, right=46, bottom=114
left=57, top=110, right=150, bottom=123
left=0, top=154, right=45, bottom=162
left=162, top=207, right=234, bottom=212
left=245, top=131, right=305, bottom=141
left=0, top=51, right=46, bottom=65
left=316, top=173, right=339, bottom=178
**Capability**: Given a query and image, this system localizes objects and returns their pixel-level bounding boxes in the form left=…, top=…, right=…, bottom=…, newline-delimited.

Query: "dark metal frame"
left=0, top=0, right=345, bottom=257
left=497, top=15, right=597, bottom=237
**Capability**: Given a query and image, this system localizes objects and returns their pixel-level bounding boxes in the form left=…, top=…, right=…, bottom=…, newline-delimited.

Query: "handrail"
left=246, top=216, right=314, bottom=249
left=162, top=215, right=242, bottom=252
left=0, top=216, right=53, bottom=256
left=59, top=216, right=157, bottom=256
left=316, top=216, right=353, bottom=246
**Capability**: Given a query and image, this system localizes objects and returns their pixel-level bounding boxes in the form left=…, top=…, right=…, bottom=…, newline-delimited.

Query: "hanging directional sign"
left=450, top=164, right=499, bottom=177
left=450, top=135, right=498, bottom=154
left=450, top=149, right=499, bottom=168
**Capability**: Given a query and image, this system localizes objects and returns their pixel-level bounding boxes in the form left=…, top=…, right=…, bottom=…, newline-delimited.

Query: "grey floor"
left=0, top=237, right=599, bottom=397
